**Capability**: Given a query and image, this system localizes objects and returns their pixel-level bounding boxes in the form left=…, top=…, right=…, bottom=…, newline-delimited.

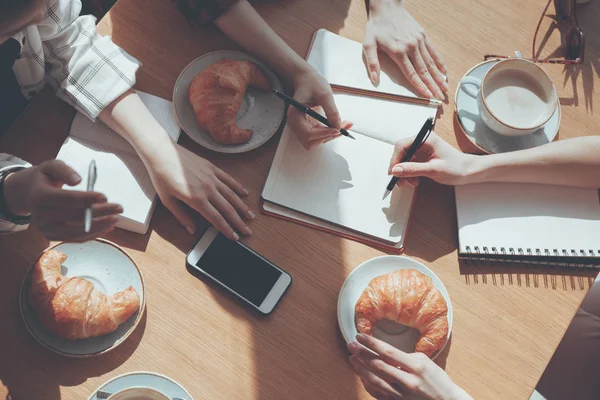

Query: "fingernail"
left=392, top=166, right=403, bottom=174
left=97, top=194, right=107, bottom=203
left=245, top=227, right=252, bottom=235
left=370, top=71, right=378, bottom=84
left=248, top=210, right=256, bottom=219
left=70, top=172, right=81, bottom=183
left=347, top=341, right=359, bottom=352
left=242, top=188, right=249, bottom=196
left=116, top=206, right=124, bottom=214
left=425, top=90, right=434, bottom=99
left=356, top=333, right=367, bottom=342
left=232, top=232, right=240, bottom=241
left=435, top=91, right=444, bottom=100
left=186, top=225, right=195, bottom=235
left=442, top=81, right=450, bottom=92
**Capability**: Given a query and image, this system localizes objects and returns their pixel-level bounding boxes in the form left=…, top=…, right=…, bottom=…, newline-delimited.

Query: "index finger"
left=40, top=187, right=107, bottom=208
left=391, top=51, right=433, bottom=99
left=356, top=333, right=415, bottom=372
left=389, top=136, right=417, bottom=173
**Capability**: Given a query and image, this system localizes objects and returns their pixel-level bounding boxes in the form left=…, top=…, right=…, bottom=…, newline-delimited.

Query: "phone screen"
left=195, top=234, right=283, bottom=307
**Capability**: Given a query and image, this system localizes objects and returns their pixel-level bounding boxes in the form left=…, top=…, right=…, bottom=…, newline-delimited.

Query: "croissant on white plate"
left=188, top=59, right=271, bottom=144
left=355, top=269, right=448, bottom=357
left=28, top=250, right=140, bottom=340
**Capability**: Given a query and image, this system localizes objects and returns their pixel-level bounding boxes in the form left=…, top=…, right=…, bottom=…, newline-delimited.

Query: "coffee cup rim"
left=479, top=58, right=558, bottom=131
left=107, top=386, right=170, bottom=400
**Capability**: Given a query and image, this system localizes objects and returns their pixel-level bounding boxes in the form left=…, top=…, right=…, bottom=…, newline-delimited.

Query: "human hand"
left=389, top=133, right=476, bottom=186
left=364, top=0, right=448, bottom=100
left=3, top=160, right=121, bottom=241
left=288, top=66, right=351, bottom=150
left=348, top=334, right=473, bottom=400
left=148, top=144, right=253, bottom=240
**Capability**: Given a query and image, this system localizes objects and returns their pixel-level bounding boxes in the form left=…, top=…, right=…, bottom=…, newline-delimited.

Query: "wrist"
left=449, top=384, right=474, bottom=400
left=368, top=0, right=405, bottom=15
left=3, top=169, right=32, bottom=216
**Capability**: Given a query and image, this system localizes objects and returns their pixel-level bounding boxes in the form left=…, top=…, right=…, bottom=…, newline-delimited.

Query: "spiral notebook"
left=456, top=183, right=600, bottom=268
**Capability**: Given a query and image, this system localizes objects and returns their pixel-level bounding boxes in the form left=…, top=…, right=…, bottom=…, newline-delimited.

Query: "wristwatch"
left=0, top=167, right=31, bottom=225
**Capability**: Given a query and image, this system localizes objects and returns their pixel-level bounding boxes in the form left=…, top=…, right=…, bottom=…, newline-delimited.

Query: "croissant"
left=355, top=269, right=448, bottom=357
left=28, top=250, right=140, bottom=340
left=188, top=59, right=271, bottom=144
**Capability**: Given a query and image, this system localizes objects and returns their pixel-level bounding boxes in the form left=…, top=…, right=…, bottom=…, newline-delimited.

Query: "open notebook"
left=261, top=30, right=439, bottom=251
left=456, top=183, right=600, bottom=268
left=56, top=91, right=180, bottom=234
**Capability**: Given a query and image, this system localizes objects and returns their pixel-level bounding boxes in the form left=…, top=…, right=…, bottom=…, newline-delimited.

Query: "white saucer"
left=455, top=59, right=561, bottom=154
left=20, top=239, right=146, bottom=358
left=87, top=371, right=193, bottom=400
left=173, top=50, right=285, bottom=154
left=337, top=256, right=452, bottom=360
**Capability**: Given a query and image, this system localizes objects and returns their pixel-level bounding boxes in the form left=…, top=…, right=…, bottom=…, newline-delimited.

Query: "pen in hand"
left=272, top=89, right=355, bottom=140
left=84, top=160, right=97, bottom=233
left=382, top=117, right=434, bottom=200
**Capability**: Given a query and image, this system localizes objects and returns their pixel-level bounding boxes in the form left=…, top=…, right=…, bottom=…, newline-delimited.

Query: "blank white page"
left=307, top=29, right=422, bottom=97
left=57, top=137, right=155, bottom=233
left=263, top=126, right=413, bottom=243
left=456, top=183, right=600, bottom=252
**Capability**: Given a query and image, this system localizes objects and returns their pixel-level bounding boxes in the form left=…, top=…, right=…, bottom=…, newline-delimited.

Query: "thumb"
left=41, top=160, right=81, bottom=186
left=363, top=32, right=380, bottom=85
left=163, top=197, right=196, bottom=235
left=391, top=162, right=435, bottom=179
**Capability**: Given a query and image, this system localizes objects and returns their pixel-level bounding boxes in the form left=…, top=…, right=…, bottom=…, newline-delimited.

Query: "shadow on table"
left=459, top=261, right=598, bottom=291
left=534, top=0, right=600, bottom=113
left=0, top=228, right=146, bottom=400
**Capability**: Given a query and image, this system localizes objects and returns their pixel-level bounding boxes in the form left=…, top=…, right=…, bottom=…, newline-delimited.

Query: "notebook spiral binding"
left=461, top=246, right=600, bottom=269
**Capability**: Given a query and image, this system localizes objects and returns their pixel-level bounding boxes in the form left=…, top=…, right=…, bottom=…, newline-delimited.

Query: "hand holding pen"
left=383, top=117, right=435, bottom=200
left=274, top=88, right=355, bottom=150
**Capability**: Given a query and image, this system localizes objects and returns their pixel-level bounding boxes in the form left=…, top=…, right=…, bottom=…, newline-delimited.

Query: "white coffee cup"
left=107, top=387, right=170, bottom=400
left=458, top=58, right=558, bottom=136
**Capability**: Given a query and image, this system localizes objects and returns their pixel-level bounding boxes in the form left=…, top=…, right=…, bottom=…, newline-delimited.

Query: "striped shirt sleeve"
left=0, top=154, right=31, bottom=234
left=38, top=0, right=140, bottom=120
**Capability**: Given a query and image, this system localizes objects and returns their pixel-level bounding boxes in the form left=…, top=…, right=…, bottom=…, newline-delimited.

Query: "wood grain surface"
left=1, top=0, right=599, bottom=399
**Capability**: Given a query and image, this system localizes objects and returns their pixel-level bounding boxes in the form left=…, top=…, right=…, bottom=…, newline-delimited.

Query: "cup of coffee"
left=107, top=387, right=170, bottom=400
left=458, top=58, right=558, bottom=136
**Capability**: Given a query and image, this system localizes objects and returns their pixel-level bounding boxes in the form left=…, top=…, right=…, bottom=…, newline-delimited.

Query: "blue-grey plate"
left=87, top=371, right=193, bottom=400
left=455, top=59, right=560, bottom=154
left=20, top=239, right=146, bottom=358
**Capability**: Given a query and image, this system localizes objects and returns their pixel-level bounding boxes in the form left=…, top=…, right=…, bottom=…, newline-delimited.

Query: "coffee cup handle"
left=459, top=76, right=481, bottom=98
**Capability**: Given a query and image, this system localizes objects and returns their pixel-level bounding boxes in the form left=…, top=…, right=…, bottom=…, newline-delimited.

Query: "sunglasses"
left=484, top=0, right=585, bottom=65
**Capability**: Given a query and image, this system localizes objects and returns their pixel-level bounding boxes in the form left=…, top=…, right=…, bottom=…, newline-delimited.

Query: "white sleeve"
left=38, top=0, right=140, bottom=120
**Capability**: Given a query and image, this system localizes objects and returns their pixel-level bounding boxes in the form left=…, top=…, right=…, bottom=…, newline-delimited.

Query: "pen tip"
left=348, top=132, right=356, bottom=140
left=382, top=190, right=391, bottom=201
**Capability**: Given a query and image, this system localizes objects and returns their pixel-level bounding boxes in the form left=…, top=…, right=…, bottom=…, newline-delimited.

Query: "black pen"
left=382, top=117, right=434, bottom=200
left=272, top=89, right=355, bottom=139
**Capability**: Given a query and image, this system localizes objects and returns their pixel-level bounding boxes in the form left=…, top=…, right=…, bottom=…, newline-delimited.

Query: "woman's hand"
left=348, top=334, right=473, bottom=400
left=389, top=133, right=476, bottom=186
left=287, top=66, right=349, bottom=150
left=147, top=144, right=254, bottom=240
left=3, top=160, right=121, bottom=241
left=364, top=0, right=448, bottom=100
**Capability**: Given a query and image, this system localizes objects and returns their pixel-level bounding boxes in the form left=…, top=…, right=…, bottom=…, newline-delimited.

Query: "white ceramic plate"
left=20, top=239, right=146, bottom=358
left=455, top=59, right=560, bottom=154
left=173, top=50, right=285, bottom=154
left=337, top=256, right=452, bottom=359
left=87, top=371, right=193, bottom=400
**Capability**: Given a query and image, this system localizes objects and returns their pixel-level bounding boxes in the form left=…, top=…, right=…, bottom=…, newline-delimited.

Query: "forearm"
left=98, top=90, right=178, bottom=167
left=465, top=136, right=600, bottom=188
left=215, top=0, right=310, bottom=83
left=367, top=0, right=405, bottom=14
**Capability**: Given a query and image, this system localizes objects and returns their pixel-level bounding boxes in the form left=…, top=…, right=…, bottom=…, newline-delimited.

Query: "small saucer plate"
left=87, top=371, right=193, bottom=400
left=173, top=50, right=285, bottom=154
left=455, top=59, right=560, bottom=154
left=337, top=255, right=452, bottom=360
left=20, top=239, right=146, bottom=358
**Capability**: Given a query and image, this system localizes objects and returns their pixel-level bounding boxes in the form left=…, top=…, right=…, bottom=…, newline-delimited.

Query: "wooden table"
left=1, top=0, right=599, bottom=398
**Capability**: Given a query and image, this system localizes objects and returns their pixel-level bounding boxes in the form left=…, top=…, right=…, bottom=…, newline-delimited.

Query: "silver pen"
left=84, top=160, right=97, bottom=233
